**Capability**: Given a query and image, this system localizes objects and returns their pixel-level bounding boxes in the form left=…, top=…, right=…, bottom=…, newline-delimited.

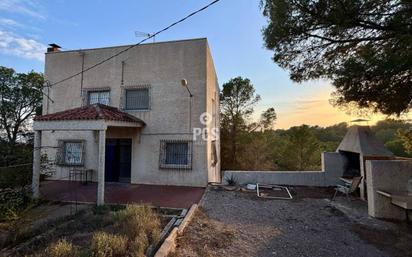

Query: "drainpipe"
left=79, top=51, right=85, bottom=99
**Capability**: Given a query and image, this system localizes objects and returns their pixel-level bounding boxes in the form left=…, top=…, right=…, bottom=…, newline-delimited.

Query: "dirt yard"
left=172, top=187, right=412, bottom=257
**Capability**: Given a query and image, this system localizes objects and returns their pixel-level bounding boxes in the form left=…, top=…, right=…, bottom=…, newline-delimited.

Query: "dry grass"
left=87, top=205, right=163, bottom=257
left=115, top=204, right=161, bottom=256
left=90, top=231, right=128, bottom=257
left=171, top=209, right=236, bottom=257
left=42, top=239, right=79, bottom=257
left=3, top=204, right=163, bottom=257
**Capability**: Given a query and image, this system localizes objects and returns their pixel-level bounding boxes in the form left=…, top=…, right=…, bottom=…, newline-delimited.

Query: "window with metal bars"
left=125, top=88, right=150, bottom=110
left=56, top=140, right=85, bottom=166
left=159, top=140, right=192, bottom=169
left=88, top=90, right=110, bottom=105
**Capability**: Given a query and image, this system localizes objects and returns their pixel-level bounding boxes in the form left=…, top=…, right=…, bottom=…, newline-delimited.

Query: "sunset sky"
left=0, top=0, right=392, bottom=128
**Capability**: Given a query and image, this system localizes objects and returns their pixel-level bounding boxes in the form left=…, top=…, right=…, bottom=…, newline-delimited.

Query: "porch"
left=40, top=180, right=205, bottom=209
left=32, top=104, right=146, bottom=205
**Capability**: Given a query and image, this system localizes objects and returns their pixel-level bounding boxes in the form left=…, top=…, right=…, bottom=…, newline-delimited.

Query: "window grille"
left=56, top=140, right=85, bottom=166
left=88, top=90, right=110, bottom=105
left=159, top=140, right=192, bottom=169
left=125, top=88, right=150, bottom=110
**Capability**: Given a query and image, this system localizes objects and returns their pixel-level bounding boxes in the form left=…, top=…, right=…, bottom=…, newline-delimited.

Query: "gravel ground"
left=173, top=187, right=412, bottom=257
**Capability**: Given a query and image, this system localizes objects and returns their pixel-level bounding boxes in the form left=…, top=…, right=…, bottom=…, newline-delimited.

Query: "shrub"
left=0, top=187, right=32, bottom=221
left=43, top=239, right=79, bottom=257
left=0, top=143, right=33, bottom=188
left=0, top=165, right=32, bottom=189
left=114, top=205, right=161, bottom=256
left=224, top=174, right=237, bottom=186
left=128, top=232, right=149, bottom=257
left=91, top=231, right=128, bottom=257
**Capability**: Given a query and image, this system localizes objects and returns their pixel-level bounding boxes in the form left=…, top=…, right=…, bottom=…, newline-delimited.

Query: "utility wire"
left=46, top=0, right=221, bottom=89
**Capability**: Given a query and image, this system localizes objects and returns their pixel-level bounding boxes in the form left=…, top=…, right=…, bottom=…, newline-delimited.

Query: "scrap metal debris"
left=256, top=183, right=293, bottom=200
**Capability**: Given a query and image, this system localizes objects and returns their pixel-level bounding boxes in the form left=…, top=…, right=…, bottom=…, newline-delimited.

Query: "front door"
left=105, top=139, right=132, bottom=183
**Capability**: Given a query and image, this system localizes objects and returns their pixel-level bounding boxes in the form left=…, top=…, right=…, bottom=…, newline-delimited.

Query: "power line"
left=46, top=0, right=221, bottom=89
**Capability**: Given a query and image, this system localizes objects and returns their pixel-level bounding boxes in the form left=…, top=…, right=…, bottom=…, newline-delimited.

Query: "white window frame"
left=87, top=90, right=110, bottom=105
left=57, top=140, right=85, bottom=166
left=159, top=140, right=192, bottom=170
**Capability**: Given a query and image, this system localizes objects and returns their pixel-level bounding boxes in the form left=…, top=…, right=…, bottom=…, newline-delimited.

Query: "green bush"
left=0, top=142, right=33, bottom=167
left=0, top=165, right=32, bottom=189
left=91, top=231, right=128, bottom=257
left=43, top=239, right=79, bottom=257
left=0, top=188, right=32, bottom=221
left=0, top=142, right=33, bottom=189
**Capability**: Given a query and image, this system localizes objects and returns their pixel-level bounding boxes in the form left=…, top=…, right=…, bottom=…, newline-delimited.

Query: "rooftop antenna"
left=135, top=31, right=155, bottom=43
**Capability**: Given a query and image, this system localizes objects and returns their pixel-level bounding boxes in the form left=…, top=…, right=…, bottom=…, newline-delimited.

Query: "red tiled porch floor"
left=40, top=180, right=205, bottom=209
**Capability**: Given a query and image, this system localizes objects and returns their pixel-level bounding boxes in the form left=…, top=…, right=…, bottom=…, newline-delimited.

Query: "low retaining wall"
left=224, top=152, right=345, bottom=187
left=366, top=160, right=412, bottom=221
left=154, top=204, right=198, bottom=257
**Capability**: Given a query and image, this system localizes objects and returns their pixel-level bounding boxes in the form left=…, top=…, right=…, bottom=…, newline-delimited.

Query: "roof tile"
left=34, top=104, right=145, bottom=125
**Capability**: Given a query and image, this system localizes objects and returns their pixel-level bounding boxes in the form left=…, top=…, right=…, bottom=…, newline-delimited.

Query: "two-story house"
left=31, top=38, right=220, bottom=205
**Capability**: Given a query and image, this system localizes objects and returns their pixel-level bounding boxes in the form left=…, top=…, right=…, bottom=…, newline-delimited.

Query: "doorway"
left=105, top=139, right=132, bottom=183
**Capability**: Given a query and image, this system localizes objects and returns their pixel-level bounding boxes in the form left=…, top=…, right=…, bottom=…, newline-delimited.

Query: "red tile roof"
left=34, top=104, right=145, bottom=125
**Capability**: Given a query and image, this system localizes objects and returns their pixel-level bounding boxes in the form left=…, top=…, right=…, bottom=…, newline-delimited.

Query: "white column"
left=97, top=129, right=106, bottom=205
left=32, top=130, right=41, bottom=198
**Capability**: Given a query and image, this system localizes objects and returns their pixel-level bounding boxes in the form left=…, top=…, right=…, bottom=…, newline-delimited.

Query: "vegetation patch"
left=90, top=232, right=128, bottom=257
left=0, top=187, right=33, bottom=222
left=43, top=239, right=80, bottom=257
left=1, top=204, right=165, bottom=257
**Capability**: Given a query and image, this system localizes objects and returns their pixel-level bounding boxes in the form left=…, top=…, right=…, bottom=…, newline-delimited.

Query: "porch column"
left=97, top=129, right=106, bottom=205
left=32, top=130, right=41, bottom=198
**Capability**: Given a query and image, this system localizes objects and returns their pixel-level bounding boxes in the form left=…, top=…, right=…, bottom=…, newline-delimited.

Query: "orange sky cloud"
left=262, top=89, right=388, bottom=129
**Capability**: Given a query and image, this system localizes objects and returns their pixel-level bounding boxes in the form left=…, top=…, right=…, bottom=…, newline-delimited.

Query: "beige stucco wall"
left=41, top=130, right=99, bottom=181
left=205, top=44, right=221, bottom=183
left=41, top=38, right=219, bottom=187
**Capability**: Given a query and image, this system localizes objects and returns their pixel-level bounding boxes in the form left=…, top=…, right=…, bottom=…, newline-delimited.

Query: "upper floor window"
left=125, top=88, right=149, bottom=110
left=88, top=90, right=110, bottom=105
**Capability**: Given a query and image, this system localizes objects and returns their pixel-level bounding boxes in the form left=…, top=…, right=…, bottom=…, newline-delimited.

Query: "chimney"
left=47, top=43, right=61, bottom=53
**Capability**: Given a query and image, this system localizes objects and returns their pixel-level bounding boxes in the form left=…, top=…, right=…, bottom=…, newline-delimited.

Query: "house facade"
left=32, top=38, right=220, bottom=204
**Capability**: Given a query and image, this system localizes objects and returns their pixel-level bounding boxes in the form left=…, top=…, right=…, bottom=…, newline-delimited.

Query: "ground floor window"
left=159, top=140, right=192, bottom=169
left=56, top=140, right=85, bottom=166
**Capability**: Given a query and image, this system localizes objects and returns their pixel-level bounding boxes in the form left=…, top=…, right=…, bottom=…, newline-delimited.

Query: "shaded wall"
left=366, top=160, right=412, bottom=220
